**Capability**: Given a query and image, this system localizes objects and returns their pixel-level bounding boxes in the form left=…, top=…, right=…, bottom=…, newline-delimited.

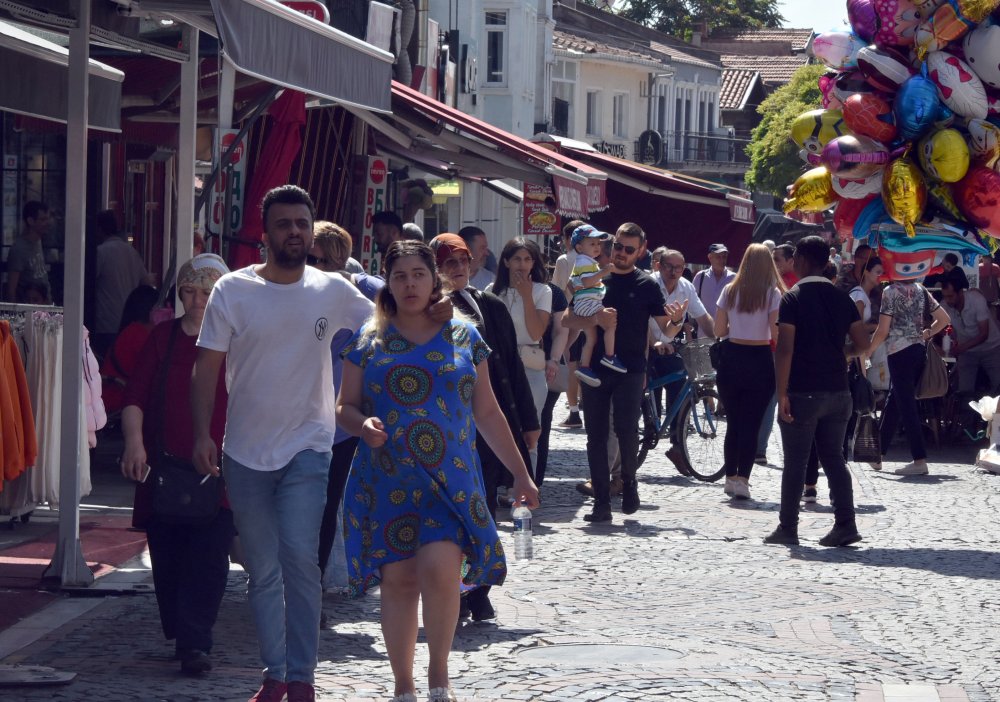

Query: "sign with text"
left=522, top=183, right=559, bottom=236
left=361, top=156, right=388, bottom=274
left=207, top=129, right=247, bottom=236
left=279, top=1, right=330, bottom=23
left=727, top=195, right=756, bottom=225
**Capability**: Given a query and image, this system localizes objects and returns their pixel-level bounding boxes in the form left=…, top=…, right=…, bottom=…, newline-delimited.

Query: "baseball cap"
left=708, top=243, right=728, bottom=254
left=571, top=224, right=610, bottom=249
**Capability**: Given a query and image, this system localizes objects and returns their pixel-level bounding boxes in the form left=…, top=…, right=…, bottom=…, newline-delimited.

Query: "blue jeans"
left=224, top=449, right=331, bottom=684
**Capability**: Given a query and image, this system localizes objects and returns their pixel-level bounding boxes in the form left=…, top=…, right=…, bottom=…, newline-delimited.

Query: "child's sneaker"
left=600, top=355, right=628, bottom=373
left=574, top=367, right=602, bottom=387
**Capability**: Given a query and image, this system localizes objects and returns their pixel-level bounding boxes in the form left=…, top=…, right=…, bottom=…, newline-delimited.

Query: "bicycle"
left=637, top=337, right=727, bottom=482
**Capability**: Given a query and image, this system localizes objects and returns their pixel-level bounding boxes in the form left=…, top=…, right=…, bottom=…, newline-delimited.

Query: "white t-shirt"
left=487, top=281, right=553, bottom=345
left=469, top=267, right=495, bottom=291
left=552, top=251, right=577, bottom=293
left=658, top=276, right=707, bottom=320
left=198, top=266, right=374, bottom=470
left=942, top=289, right=1000, bottom=348
left=849, top=285, right=872, bottom=324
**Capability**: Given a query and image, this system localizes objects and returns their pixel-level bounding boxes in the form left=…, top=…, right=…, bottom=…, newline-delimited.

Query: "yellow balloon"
left=918, top=128, right=970, bottom=183
left=882, top=157, right=927, bottom=237
left=783, top=167, right=838, bottom=213
left=790, top=110, right=850, bottom=156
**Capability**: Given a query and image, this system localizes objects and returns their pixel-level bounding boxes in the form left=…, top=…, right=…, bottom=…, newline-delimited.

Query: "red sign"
left=369, top=158, right=387, bottom=185
left=728, top=196, right=756, bottom=225
left=280, top=1, right=330, bottom=23
left=361, top=156, right=387, bottom=275
left=522, top=183, right=559, bottom=237
left=550, top=174, right=588, bottom=218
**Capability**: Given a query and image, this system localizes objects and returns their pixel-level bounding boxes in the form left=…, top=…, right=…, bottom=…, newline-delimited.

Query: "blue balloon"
left=893, top=68, right=948, bottom=142
left=854, top=197, right=889, bottom=244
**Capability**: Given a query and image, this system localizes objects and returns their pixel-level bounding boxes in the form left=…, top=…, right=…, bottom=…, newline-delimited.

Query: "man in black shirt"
left=568, top=222, right=687, bottom=523
left=765, top=236, right=870, bottom=547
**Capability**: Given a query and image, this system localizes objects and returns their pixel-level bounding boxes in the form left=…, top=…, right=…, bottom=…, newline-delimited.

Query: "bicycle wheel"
left=679, top=388, right=727, bottom=482
left=636, top=390, right=660, bottom=468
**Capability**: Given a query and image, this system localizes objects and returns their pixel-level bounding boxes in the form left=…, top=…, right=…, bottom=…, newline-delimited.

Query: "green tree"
left=584, top=0, right=784, bottom=38
left=745, top=64, right=826, bottom=196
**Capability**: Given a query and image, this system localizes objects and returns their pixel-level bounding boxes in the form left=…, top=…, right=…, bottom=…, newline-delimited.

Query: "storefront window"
left=2, top=113, right=66, bottom=251
left=485, top=11, right=507, bottom=86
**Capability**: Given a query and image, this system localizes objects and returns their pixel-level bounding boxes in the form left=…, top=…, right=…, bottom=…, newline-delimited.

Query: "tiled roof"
left=648, top=41, right=723, bottom=70
left=720, top=54, right=809, bottom=85
left=719, top=68, right=758, bottom=110
left=708, top=28, right=814, bottom=52
left=553, top=29, right=721, bottom=71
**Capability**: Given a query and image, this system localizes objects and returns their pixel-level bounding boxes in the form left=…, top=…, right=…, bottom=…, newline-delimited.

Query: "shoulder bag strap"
left=153, top=320, right=181, bottom=456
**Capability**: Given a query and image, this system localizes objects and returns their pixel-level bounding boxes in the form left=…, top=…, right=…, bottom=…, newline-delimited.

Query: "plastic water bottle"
left=512, top=504, right=533, bottom=560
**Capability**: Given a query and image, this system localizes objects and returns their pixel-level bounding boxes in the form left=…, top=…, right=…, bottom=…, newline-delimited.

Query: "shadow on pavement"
left=451, top=625, right=543, bottom=652
left=791, top=546, right=1000, bottom=580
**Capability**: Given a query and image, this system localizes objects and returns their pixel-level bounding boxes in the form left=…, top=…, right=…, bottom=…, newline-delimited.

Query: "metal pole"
left=217, top=60, right=235, bottom=262
left=43, top=0, right=92, bottom=588
left=175, top=24, right=198, bottom=313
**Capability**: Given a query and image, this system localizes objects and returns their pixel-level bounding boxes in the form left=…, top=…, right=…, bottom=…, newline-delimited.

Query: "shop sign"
left=728, top=195, right=755, bottom=225
left=2, top=155, right=17, bottom=246
left=279, top=1, right=330, bottom=23
left=522, top=183, right=559, bottom=237
left=361, top=156, right=388, bottom=275
left=593, top=141, right=627, bottom=159
left=207, top=130, right=247, bottom=236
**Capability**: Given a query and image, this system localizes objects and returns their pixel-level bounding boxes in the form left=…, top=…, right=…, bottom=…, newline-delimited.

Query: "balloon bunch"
left=784, top=0, right=1000, bottom=278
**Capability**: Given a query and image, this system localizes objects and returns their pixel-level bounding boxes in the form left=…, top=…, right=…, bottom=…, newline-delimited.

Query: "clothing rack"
left=0, top=302, right=64, bottom=315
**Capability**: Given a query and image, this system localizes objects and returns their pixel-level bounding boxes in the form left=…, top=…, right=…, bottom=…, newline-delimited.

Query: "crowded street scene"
left=1, top=1, right=999, bottom=701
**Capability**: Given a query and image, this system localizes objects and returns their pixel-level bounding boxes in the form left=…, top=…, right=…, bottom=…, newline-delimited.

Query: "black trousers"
left=146, top=508, right=235, bottom=653
left=318, top=436, right=359, bottom=577
left=535, top=389, right=560, bottom=486
left=715, top=342, right=775, bottom=479
left=880, top=342, right=928, bottom=461
left=580, top=370, right=646, bottom=506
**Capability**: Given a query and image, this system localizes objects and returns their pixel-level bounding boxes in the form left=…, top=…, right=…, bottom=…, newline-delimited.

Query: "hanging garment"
left=0, top=319, right=37, bottom=483
left=82, top=326, right=106, bottom=448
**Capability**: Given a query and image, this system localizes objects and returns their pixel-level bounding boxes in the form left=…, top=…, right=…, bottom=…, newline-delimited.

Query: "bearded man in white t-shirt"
left=192, top=185, right=373, bottom=702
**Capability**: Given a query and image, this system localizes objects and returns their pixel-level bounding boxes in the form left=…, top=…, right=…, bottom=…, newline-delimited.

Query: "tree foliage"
left=584, top=1, right=784, bottom=39
left=744, top=64, right=827, bottom=196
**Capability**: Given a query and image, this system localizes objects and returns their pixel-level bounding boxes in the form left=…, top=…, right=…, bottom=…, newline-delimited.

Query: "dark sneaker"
left=754, top=454, right=768, bottom=466
left=575, top=367, right=602, bottom=387
left=286, top=681, right=315, bottom=702
left=802, top=487, right=818, bottom=504
left=458, top=596, right=471, bottom=621
left=583, top=503, right=612, bottom=522
left=575, top=479, right=595, bottom=497
left=621, top=480, right=640, bottom=514
left=600, top=355, right=628, bottom=373
left=469, top=592, right=496, bottom=621
left=665, top=445, right=692, bottom=476
left=763, top=525, right=799, bottom=546
left=249, top=679, right=288, bottom=702
left=179, top=649, right=211, bottom=676
left=818, top=523, right=863, bottom=547
left=559, top=411, right=583, bottom=428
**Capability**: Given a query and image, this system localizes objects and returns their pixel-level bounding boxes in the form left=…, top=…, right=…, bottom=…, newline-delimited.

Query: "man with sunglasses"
left=566, top=223, right=687, bottom=523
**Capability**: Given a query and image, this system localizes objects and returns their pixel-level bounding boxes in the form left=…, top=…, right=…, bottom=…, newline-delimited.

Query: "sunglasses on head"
left=612, top=242, right=638, bottom=255
left=306, top=254, right=328, bottom=266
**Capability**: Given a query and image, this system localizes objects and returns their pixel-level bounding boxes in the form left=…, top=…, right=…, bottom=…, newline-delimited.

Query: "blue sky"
left=778, top=0, right=850, bottom=33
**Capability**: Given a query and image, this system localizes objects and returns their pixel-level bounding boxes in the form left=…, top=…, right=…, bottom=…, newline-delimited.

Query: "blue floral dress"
left=342, top=319, right=507, bottom=597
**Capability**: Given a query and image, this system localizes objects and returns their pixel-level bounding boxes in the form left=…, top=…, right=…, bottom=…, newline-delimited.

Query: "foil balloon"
left=874, top=0, right=925, bottom=47
left=832, top=171, right=884, bottom=198
left=834, top=195, right=878, bottom=240
left=967, top=118, right=1000, bottom=168
left=790, top=109, right=851, bottom=155
left=954, top=165, right=1000, bottom=237
left=914, top=0, right=1000, bottom=60
left=882, top=157, right=928, bottom=236
left=927, top=180, right=965, bottom=219
left=831, top=71, right=877, bottom=106
left=878, top=247, right=941, bottom=280
left=783, top=167, right=839, bottom=213
left=878, top=228, right=988, bottom=280
left=963, top=23, right=1000, bottom=90
left=918, top=128, right=971, bottom=181
left=815, top=135, right=891, bottom=178
left=848, top=0, right=879, bottom=41
left=843, top=93, right=899, bottom=142
left=913, top=0, right=946, bottom=9
left=810, top=31, right=868, bottom=71
left=818, top=72, right=840, bottom=109
left=988, top=92, right=1000, bottom=118
left=857, top=46, right=918, bottom=93
left=894, top=68, right=951, bottom=141
left=927, top=51, right=988, bottom=119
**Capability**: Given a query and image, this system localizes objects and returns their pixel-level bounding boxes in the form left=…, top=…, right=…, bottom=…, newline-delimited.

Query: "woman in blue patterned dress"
left=337, top=241, right=539, bottom=702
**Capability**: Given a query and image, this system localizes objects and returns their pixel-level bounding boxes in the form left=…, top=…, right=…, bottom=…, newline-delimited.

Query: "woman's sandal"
left=389, top=694, right=418, bottom=702
left=427, top=687, right=457, bottom=702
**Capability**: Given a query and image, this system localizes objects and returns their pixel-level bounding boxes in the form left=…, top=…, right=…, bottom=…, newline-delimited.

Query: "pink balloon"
left=954, top=165, right=1000, bottom=237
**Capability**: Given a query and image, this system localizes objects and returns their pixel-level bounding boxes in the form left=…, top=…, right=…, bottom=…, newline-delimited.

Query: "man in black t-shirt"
left=566, top=222, right=687, bottom=523
left=765, top=236, right=870, bottom=548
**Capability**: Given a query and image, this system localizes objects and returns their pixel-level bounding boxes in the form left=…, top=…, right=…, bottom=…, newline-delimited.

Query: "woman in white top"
left=714, top=244, right=784, bottom=500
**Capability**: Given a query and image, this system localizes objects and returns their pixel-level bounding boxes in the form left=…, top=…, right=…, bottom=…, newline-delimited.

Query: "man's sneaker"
left=287, top=681, right=316, bottom=702
left=818, top=523, right=863, bottom=547
left=802, top=487, right=818, bottom=503
left=730, top=480, right=751, bottom=500
left=575, top=479, right=595, bottom=497
left=867, top=462, right=882, bottom=471
left=724, top=478, right=736, bottom=496
left=894, top=461, right=929, bottom=476
left=574, top=368, right=602, bottom=387
left=600, top=355, right=628, bottom=373
left=609, top=477, right=624, bottom=496
left=179, top=649, right=211, bottom=676
left=583, top=503, right=613, bottom=522
left=559, top=411, right=583, bottom=428
left=763, top=525, right=799, bottom=546
left=665, top=445, right=692, bottom=476
left=248, top=679, right=288, bottom=702
left=621, top=480, right=640, bottom=514
left=754, top=454, right=768, bottom=466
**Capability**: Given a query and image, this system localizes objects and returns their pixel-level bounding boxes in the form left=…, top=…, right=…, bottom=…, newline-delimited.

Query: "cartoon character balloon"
left=894, top=69, right=952, bottom=141
left=914, top=0, right=1000, bottom=59
left=963, top=22, right=1000, bottom=90
left=967, top=119, right=1000, bottom=168
left=783, top=167, right=839, bottom=213
left=882, top=156, right=928, bottom=237
left=791, top=109, right=851, bottom=156
left=834, top=194, right=878, bottom=240
left=814, top=135, right=891, bottom=178
left=954, top=165, right=1000, bottom=237
left=857, top=46, right=918, bottom=92
left=879, top=247, right=941, bottom=280
left=927, top=50, right=988, bottom=119
left=874, top=0, right=925, bottom=47
left=811, top=31, right=868, bottom=71
left=918, top=128, right=970, bottom=181
left=843, top=93, right=899, bottom=142
left=848, top=0, right=879, bottom=41
left=833, top=172, right=885, bottom=199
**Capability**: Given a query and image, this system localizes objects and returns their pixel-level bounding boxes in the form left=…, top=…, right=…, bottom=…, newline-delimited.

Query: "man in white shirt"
left=459, top=226, right=495, bottom=290
left=192, top=185, right=374, bottom=702
left=654, top=248, right=715, bottom=338
left=940, top=273, right=1000, bottom=395
left=692, top=243, right=735, bottom=319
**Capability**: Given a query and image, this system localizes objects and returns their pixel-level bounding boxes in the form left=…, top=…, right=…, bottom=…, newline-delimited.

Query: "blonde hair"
left=727, top=243, right=785, bottom=313
left=313, top=220, right=352, bottom=267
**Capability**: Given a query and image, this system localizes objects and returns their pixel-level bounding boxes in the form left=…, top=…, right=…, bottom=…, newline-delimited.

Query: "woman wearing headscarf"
left=120, top=254, right=233, bottom=676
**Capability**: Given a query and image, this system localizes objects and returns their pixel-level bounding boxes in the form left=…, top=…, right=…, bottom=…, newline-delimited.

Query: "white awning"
left=0, top=21, right=123, bottom=131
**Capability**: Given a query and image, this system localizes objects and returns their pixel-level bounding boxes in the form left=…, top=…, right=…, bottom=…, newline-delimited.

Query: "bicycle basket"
left=678, top=339, right=716, bottom=380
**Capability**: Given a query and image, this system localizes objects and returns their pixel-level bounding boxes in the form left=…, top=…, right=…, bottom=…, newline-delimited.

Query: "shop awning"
left=209, top=0, right=393, bottom=113
left=0, top=21, right=123, bottom=131
left=390, top=82, right=607, bottom=218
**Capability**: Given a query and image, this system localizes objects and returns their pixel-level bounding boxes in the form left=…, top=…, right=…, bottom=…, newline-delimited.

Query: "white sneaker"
left=731, top=480, right=751, bottom=500
left=894, top=461, right=929, bottom=476
left=724, top=478, right=736, bottom=496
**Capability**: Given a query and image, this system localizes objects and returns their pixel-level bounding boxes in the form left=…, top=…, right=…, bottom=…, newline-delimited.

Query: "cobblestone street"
left=1, top=420, right=998, bottom=701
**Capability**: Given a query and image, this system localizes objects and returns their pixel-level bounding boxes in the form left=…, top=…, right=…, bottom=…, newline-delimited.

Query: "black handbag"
left=851, top=412, right=881, bottom=463
left=849, top=359, right=875, bottom=415
left=708, top=340, right=723, bottom=370
left=149, top=321, right=220, bottom=525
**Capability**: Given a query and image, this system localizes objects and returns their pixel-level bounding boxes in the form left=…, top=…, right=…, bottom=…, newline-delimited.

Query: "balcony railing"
left=639, top=131, right=751, bottom=169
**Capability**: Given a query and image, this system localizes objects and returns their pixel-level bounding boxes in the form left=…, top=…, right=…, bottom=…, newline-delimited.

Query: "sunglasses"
left=306, top=254, right=329, bottom=266
left=612, top=242, right=638, bottom=255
